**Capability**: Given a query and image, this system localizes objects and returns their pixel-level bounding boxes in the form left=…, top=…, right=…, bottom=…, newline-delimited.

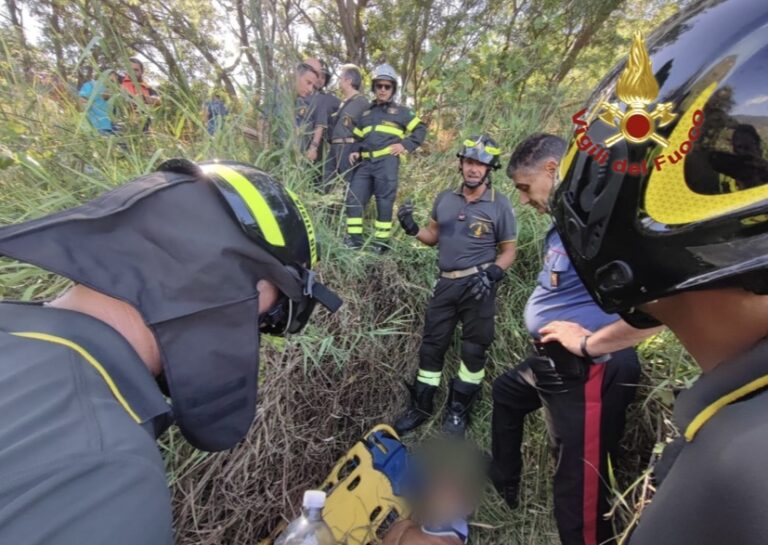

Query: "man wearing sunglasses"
left=345, top=63, right=427, bottom=253
left=394, top=135, right=516, bottom=436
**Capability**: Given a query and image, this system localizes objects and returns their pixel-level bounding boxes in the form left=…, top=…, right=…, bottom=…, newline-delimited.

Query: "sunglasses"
left=375, top=83, right=393, bottom=90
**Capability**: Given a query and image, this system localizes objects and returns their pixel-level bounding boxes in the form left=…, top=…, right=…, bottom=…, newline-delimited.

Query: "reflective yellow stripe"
left=374, top=221, right=393, bottom=229
left=285, top=188, right=317, bottom=267
left=685, top=374, right=768, bottom=441
left=346, top=217, right=363, bottom=225
left=374, top=232, right=391, bottom=239
left=353, top=127, right=366, bottom=138
left=375, top=124, right=405, bottom=138
left=417, top=369, right=441, bottom=386
left=201, top=164, right=285, bottom=247
left=10, top=332, right=141, bottom=423
left=406, top=116, right=421, bottom=132
left=463, top=139, right=499, bottom=155
left=361, top=147, right=393, bottom=159
left=347, top=227, right=363, bottom=234
left=458, top=362, right=485, bottom=385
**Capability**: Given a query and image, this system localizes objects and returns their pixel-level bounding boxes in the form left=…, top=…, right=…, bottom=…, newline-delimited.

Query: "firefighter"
left=327, top=64, right=369, bottom=185
left=552, top=1, right=768, bottom=543
left=394, top=135, right=517, bottom=436
left=345, top=63, right=427, bottom=253
left=0, top=160, right=341, bottom=544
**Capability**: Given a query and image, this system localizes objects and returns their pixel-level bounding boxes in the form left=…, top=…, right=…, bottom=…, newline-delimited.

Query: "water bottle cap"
left=302, top=490, right=326, bottom=509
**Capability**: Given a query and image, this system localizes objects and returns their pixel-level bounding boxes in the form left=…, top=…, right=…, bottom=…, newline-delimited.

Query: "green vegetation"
left=0, top=0, right=700, bottom=543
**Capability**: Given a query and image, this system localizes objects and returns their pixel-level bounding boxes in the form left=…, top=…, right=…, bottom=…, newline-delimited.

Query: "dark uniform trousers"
left=419, top=277, right=497, bottom=381
left=346, top=101, right=425, bottom=244
left=347, top=156, right=400, bottom=241
left=491, top=346, right=640, bottom=545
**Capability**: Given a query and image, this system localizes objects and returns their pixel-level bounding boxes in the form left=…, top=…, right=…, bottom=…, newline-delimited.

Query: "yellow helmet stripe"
left=286, top=188, right=318, bottom=267
left=201, top=163, right=286, bottom=247
left=645, top=81, right=768, bottom=225
left=558, top=141, right=579, bottom=184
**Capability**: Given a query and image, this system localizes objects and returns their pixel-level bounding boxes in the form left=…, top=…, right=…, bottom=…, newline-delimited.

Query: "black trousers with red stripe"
left=491, top=346, right=640, bottom=545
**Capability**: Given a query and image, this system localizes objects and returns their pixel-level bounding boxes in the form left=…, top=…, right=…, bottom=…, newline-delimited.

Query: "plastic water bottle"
left=274, top=490, right=336, bottom=545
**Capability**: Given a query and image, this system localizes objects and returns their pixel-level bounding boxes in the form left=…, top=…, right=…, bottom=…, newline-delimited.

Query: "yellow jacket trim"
left=406, top=116, right=422, bottom=133
left=10, top=331, right=142, bottom=423
left=201, top=164, right=286, bottom=247
left=684, top=373, right=768, bottom=441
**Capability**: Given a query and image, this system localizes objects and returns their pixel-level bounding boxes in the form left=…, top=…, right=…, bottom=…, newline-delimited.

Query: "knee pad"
left=461, top=341, right=488, bottom=369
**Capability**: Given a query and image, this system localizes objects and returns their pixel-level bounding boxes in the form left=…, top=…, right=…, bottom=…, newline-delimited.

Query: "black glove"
left=397, top=199, right=420, bottom=236
left=468, top=264, right=504, bottom=300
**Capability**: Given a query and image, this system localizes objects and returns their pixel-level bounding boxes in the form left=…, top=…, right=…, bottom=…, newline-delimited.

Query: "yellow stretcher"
left=261, top=424, right=411, bottom=545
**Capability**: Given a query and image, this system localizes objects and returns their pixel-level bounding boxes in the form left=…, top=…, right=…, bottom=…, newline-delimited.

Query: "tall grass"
left=0, top=56, right=700, bottom=545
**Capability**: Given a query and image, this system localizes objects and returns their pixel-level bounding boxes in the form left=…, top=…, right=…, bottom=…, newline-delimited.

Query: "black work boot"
left=370, top=240, right=391, bottom=254
left=492, top=480, right=520, bottom=510
left=442, top=379, right=481, bottom=437
left=343, top=234, right=363, bottom=249
left=394, top=381, right=437, bottom=435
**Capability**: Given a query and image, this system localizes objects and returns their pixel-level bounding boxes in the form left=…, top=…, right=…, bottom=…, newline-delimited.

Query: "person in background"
left=121, top=57, right=160, bottom=132
left=79, top=70, right=120, bottom=135
left=203, top=91, right=229, bottom=135
left=327, top=64, right=369, bottom=185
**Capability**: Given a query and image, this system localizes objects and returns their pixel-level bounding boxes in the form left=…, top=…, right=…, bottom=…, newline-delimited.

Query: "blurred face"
left=130, top=61, right=143, bottom=80
left=296, top=69, right=318, bottom=98
left=512, top=159, right=557, bottom=214
left=461, top=158, right=490, bottom=188
left=374, top=79, right=394, bottom=102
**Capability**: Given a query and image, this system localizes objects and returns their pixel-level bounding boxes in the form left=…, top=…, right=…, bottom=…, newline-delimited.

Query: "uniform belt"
left=361, top=146, right=393, bottom=159
left=440, top=263, right=492, bottom=279
left=331, top=137, right=355, bottom=144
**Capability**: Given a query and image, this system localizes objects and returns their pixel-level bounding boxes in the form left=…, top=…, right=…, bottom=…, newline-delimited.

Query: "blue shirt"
left=78, top=80, right=113, bottom=132
left=204, top=98, right=228, bottom=135
left=524, top=225, right=619, bottom=337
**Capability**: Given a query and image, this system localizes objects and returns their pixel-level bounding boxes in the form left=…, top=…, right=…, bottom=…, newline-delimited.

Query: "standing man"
left=121, top=57, right=160, bottom=133
left=258, top=60, right=319, bottom=150
left=394, top=135, right=516, bottom=436
left=491, top=133, right=656, bottom=545
left=0, top=160, right=341, bottom=544
left=309, top=60, right=342, bottom=192
left=296, top=58, right=324, bottom=160
left=554, top=2, right=768, bottom=543
left=345, top=63, right=427, bottom=253
left=327, top=64, right=369, bottom=186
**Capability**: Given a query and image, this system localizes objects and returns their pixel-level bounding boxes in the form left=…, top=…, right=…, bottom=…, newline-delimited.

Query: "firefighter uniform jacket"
left=351, top=100, right=426, bottom=161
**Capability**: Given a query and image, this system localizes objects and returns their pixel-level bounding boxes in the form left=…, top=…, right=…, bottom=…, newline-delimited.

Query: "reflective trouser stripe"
left=458, top=362, right=485, bottom=384
left=347, top=217, right=363, bottom=234
left=361, top=146, right=393, bottom=159
left=374, top=220, right=392, bottom=239
left=417, top=369, right=441, bottom=386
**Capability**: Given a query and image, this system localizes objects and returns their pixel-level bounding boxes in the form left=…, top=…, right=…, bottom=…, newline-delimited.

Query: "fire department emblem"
left=469, top=218, right=491, bottom=238
left=598, top=33, right=677, bottom=147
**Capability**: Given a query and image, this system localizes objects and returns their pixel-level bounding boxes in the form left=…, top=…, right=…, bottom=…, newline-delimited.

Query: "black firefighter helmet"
left=552, top=0, right=768, bottom=328
left=457, top=135, right=502, bottom=170
left=0, top=159, right=341, bottom=451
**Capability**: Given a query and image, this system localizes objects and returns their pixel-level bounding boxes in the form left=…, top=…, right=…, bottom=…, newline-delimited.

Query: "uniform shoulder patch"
left=387, top=107, right=399, bottom=115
